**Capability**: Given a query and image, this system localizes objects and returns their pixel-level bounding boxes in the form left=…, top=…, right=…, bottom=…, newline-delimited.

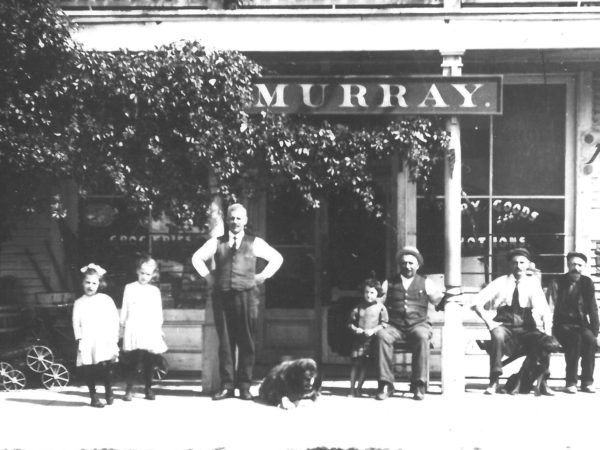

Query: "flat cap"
left=506, top=247, right=531, bottom=261
left=566, top=251, right=587, bottom=263
left=396, top=246, right=424, bottom=266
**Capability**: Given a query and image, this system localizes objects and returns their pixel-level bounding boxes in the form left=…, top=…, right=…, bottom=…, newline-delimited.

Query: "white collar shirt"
left=471, top=274, right=552, bottom=333
left=229, top=231, right=244, bottom=249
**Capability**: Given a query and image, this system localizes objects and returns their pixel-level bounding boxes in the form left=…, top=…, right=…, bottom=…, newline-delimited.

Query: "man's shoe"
left=212, top=388, right=235, bottom=400
left=123, top=390, right=133, bottom=401
left=565, top=385, right=578, bottom=394
left=484, top=382, right=499, bottom=395
left=581, top=385, right=595, bottom=394
left=105, top=395, right=114, bottom=405
left=375, top=383, right=394, bottom=401
left=413, top=385, right=425, bottom=401
left=239, top=389, right=253, bottom=400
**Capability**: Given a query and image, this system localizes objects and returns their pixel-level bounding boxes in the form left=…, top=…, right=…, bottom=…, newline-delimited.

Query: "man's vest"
left=386, top=274, right=429, bottom=329
left=214, top=234, right=256, bottom=291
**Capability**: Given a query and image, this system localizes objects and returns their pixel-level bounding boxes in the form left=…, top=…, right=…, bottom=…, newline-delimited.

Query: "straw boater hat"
left=396, top=246, right=424, bottom=266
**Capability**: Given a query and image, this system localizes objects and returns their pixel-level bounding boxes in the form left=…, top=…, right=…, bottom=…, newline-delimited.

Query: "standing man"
left=471, top=247, right=555, bottom=395
left=192, top=203, right=283, bottom=400
left=547, top=252, right=598, bottom=394
left=375, top=246, right=444, bottom=401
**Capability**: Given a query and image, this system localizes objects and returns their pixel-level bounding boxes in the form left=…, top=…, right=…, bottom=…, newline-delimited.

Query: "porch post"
left=440, top=50, right=465, bottom=395
left=201, top=174, right=224, bottom=394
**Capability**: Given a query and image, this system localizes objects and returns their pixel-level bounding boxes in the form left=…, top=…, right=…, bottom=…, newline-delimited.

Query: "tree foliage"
left=0, top=0, right=76, bottom=232
left=0, top=1, right=450, bottom=235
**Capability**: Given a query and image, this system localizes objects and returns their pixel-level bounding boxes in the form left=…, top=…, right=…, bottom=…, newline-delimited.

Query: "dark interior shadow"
left=320, top=386, right=378, bottom=397
left=5, top=397, right=85, bottom=407
left=154, top=380, right=203, bottom=387
left=149, top=388, right=203, bottom=397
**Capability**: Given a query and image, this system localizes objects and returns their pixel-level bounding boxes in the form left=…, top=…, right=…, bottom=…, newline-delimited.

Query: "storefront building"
left=2, top=1, right=600, bottom=386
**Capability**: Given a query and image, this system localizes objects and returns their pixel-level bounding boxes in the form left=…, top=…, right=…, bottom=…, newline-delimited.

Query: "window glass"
left=79, top=197, right=207, bottom=309
left=327, top=186, right=387, bottom=294
left=493, top=85, right=565, bottom=196
left=462, top=116, right=491, bottom=196
left=417, top=83, right=567, bottom=286
left=266, top=190, right=315, bottom=309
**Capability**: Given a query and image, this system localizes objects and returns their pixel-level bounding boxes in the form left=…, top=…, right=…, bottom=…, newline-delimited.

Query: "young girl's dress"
left=72, top=293, right=120, bottom=366
left=120, top=281, right=168, bottom=354
left=348, top=301, right=388, bottom=358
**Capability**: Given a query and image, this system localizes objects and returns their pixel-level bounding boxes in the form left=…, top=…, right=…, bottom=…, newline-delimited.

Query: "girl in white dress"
left=120, top=255, right=167, bottom=401
left=72, top=263, right=120, bottom=408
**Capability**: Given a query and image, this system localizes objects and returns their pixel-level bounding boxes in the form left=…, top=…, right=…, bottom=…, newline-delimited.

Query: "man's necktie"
left=511, top=281, right=520, bottom=310
left=232, top=236, right=237, bottom=252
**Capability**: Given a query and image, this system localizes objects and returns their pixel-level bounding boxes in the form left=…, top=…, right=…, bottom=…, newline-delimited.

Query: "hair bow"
left=80, top=263, right=107, bottom=277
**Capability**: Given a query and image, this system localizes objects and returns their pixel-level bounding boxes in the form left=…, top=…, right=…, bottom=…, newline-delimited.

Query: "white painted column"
left=202, top=177, right=224, bottom=394
left=440, top=50, right=465, bottom=396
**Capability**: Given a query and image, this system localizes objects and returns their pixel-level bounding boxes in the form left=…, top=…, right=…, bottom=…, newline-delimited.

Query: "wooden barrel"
left=0, top=306, right=23, bottom=339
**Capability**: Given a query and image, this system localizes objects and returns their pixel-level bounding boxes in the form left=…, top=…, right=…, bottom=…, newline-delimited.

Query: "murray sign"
left=249, top=75, right=503, bottom=115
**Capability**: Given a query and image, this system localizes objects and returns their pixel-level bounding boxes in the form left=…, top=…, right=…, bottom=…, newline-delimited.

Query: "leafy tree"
left=0, top=0, right=449, bottom=237
left=0, top=0, right=77, bottom=232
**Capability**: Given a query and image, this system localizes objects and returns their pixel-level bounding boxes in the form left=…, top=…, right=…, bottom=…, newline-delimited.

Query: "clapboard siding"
left=0, top=213, right=62, bottom=307
left=162, top=309, right=204, bottom=372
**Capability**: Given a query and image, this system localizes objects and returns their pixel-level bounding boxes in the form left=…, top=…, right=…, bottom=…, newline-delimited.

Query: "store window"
left=266, top=190, right=316, bottom=308
left=417, top=82, right=567, bottom=288
left=326, top=186, right=388, bottom=297
left=79, top=197, right=207, bottom=308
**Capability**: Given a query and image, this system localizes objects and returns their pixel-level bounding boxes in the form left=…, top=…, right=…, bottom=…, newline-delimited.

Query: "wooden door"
left=256, top=191, right=321, bottom=366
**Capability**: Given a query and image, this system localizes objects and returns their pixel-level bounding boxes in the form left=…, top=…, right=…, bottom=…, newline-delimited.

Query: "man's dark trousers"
left=376, top=322, right=431, bottom=388
left=489, top=325, right=554, bottom=379
left=554, top=324, right=596, bottom=387
left=212, top=288, right=258, bottom=391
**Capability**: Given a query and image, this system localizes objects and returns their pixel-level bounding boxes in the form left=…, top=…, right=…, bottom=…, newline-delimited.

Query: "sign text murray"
left=249, top=75, right=502, bottom=115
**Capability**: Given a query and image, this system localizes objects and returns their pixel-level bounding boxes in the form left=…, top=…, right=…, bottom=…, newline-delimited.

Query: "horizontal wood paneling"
left=163, top=309, right=204, bottom=371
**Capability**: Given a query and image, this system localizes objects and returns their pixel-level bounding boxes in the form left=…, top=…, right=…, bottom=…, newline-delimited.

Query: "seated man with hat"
left=471, top=247, right=555, bottom=395
left=374, top=246, right=444, bottom=401
left=547, top=251, right=599, bottom=394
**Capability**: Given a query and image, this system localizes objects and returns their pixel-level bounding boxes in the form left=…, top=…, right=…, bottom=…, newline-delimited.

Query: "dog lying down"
left=258, top=358, right=322, bottom=409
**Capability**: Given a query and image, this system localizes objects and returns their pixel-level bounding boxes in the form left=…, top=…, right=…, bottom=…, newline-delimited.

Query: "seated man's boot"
left=212, top=388, right=235, bottom=400
left=413, top=383, right=425, bottom=401
left=484, top=374, right=500, bottom=395
left=375, top=382, right=394, bottom=401
left=581, top=383, right=595, bottom=394
left=239, top=387, right=253, bottom=401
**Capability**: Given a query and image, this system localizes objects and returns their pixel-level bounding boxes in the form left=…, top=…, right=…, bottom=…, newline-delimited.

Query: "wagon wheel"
left=0, top=361, right=13, bottom=377
left=0, top=362, right=14, bottom=391
left=2, top=369, right=26, bottom=391
left=26, top=345, right=54, bottom=373
left=41, top=363, right=70, bottom=390
left=154, top=356, right=168, bottom=381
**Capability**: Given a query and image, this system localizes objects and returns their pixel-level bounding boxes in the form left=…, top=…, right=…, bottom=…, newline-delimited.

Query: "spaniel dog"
left=258, top=358, right=322, bottom=409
